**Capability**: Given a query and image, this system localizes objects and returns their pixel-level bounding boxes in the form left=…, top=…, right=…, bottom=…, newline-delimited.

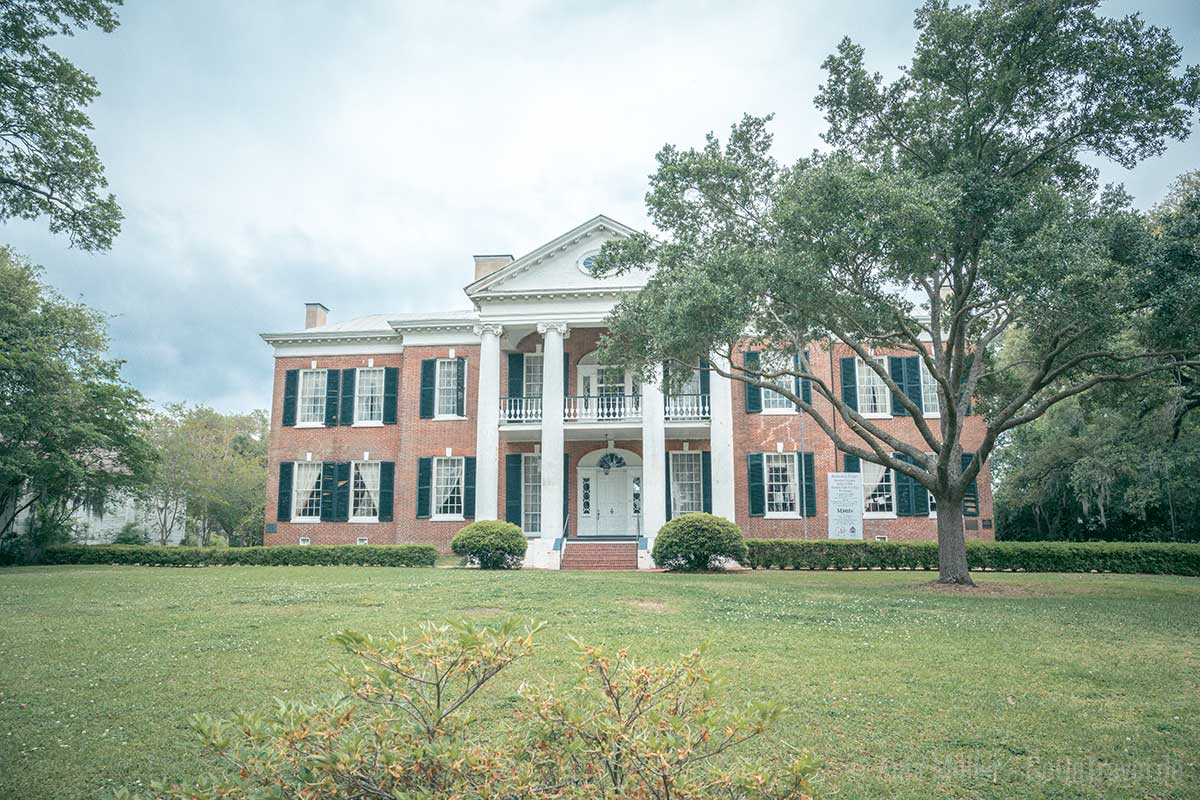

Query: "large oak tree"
left=596, top=0, right=1200, bottom=583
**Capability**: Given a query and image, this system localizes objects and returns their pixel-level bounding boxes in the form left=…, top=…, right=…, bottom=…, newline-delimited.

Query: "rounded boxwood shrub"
left=652, top=513, right=748, bottom=571
left=451, top=520, right=527, bottom=569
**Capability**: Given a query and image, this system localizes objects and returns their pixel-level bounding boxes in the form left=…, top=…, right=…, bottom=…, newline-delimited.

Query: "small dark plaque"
left=965, top=520, right=979, bottom=531
left=264, top=523, right=278, bottom=533
left=982, top=519, right=993, bottom=529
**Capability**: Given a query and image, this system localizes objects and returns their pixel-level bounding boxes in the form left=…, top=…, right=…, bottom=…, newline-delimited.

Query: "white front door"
left=595, top=470, right=629, bottom=535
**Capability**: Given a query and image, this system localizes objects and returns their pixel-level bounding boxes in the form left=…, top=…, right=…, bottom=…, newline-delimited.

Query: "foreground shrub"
left=452, top=520, right=527, bottom=569
left=115, top=618, right=815, bottom=800
left=41, top=543, right=438, bottom=567
left=744, top=539, right=1200, bottom=576
left=653, top=512, right=748, bottom=571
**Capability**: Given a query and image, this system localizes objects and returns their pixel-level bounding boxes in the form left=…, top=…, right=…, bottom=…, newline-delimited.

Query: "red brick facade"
left=264, top=333, right=993, bottom=553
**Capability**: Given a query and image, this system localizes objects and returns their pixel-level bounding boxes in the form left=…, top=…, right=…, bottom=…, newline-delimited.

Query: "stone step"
left=560, top=541, right=639, bottom=571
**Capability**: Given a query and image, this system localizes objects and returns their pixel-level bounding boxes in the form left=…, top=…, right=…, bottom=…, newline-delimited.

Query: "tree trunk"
left=934, top=494, right=974, bottom=585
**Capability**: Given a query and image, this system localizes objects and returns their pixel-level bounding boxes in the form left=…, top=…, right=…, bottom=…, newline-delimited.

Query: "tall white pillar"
left=708, top=353, right=737, bottom=521
left=538, top=323, right=567, bottom=550
left=641, top=367, right=667, bottom=559
left=473, top=324, right=502, bottom=520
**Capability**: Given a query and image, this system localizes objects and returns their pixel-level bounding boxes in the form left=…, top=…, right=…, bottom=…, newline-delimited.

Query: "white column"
left=538, top=323, right=567, bottom=551
left=641, top=366, right=666, bottom=559
left=708, top=353, right=737, bottom=521
left=473, top=324, right=502, bottom=520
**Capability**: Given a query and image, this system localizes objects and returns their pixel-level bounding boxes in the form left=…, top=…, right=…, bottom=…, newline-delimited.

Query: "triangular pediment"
left=464, top=214, right=651, bottom=298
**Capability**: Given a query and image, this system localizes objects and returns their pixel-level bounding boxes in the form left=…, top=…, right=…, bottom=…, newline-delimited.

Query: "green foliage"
left=652, top=512, right=748, bottom=571
left=744, top=539, right=1200, bottom=576
left=451, top=519, right=527, bottom=569
left=116, top=619, right=815, bottom=800
left=111, top=522, right=147, bottom=546
left=0, top=0, right=123, bottom=249
left=41, top=543, right=438, bottom=567
left=594, top=0, right=1200, bottom=584
left=0, top=248, right=154, bottom=554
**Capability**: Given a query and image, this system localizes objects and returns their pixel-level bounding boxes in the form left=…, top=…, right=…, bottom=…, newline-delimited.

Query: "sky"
left=5, top=0, right=1199, bottom=413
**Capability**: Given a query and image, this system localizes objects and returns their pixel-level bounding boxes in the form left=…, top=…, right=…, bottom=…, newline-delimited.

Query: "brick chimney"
left=304, top=302, right=329, bottom=329
left=473, top=254, right=514, bottom=281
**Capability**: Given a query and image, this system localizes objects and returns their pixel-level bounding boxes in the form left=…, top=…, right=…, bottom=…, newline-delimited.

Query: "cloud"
left=3, top=0, right=1197, bottom=412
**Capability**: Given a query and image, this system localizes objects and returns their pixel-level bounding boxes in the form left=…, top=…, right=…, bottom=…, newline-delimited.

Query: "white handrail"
left=564, top=394, right=642, bottom=421
left=500, top=396, right=543, bottom=422
left=664, top=393, right=711, bottom=420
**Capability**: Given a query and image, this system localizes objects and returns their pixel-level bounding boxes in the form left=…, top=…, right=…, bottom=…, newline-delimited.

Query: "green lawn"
left=0, top=567, right=1196, bottom=799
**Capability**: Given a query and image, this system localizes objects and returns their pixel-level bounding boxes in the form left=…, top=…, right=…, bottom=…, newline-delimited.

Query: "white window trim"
left=298, top=537, right=311, bottom=545
left=356, top=536, right=369, bottom=545
left=348, top=460, right=381, bottom=523
left=862, top=463, right=897, bottom=520
left=856, top=358, right=892, bottom=419
left=431, top=455, right=466, bottom=521
left=290, top=461, right=323, bottom=524
left=521, top=453, right=541, bottom=535
left=524, top=354, right=544, bottom=398
left=434, top=358, right=468, bottom=420
left=761, top=406, right=799, bottom=416
left=297, top=368, right=328, bottom=427
left=669, top=451, right=704, bottom=517
left=764, top=452, right=802, bottom=520
left=353, top=367, right=386, bottom=426
left=918, top=359, right=941, bottom=418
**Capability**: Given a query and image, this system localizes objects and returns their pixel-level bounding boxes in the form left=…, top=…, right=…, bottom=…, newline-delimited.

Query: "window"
left=298, top=369, right=327, bottom=424
left=522, top=455, right=541, bottom=534
left=433, top=456, right=464, bottom=518
left=298, top=536, right=311, bottom=545
left=760, top=353, right=795, bottom=411
left=862, top=460, right=895, bottom=516
left=355, top=367, right=385, bottom=423
left=356, top=536, right=369, bottom=545
left=351, top=461, right=381, bottom=521
left=524, top=355, right=544, bottom=398
left=580, top=476, right=592, bottom=517
left=670, top=452, right=703, bottom=516
left=856, top=358, right=890, bottom=416
left=632, top=476, right=641, bottom=517
left=919, top=359, right=940, bottom=416
left=435, top=359, right=462, bottom=417
left=765, top=453, right=798, bottom=516
left=292, top=462, right=323, bottom=521
left=927, top=488, right=938, bottom=517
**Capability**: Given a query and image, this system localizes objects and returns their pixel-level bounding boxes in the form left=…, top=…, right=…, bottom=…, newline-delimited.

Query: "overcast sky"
left=5, top=0, right=1198, bottom=413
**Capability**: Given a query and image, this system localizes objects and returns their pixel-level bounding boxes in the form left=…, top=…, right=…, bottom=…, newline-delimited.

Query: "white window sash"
left=351, top=461, right=381, bottom=521
left=432, top=456, right=465, bottom=519
left=435, top=359, right=464, bottom=417
left=291, top=462, right=322, bottom=522
left=355, top=367, right=385, bottom=424
left=764, top=453, right=799, bottom=517
left=670, top=452, right=703, bottom=516
left=522, top=454, right=541, bottom=534
left=297, top=369, right=327, bottom=425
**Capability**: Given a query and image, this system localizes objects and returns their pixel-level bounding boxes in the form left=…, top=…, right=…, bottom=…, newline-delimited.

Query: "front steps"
left=560, top=537, right=640, bottom=571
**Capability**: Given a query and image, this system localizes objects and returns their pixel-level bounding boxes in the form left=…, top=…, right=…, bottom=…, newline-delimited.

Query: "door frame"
left=576, top=447, right=643, bottom=537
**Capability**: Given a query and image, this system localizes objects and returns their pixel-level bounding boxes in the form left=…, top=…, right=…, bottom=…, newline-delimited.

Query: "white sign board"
left=827, top=472, right=864, bottom=540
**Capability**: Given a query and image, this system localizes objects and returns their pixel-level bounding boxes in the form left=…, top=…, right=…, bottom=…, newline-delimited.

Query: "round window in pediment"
left=578, top=251, right=601, bottom=275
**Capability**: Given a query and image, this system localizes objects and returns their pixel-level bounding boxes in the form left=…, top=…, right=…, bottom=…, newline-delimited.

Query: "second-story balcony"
left=501, top=393, right=711, bottom=426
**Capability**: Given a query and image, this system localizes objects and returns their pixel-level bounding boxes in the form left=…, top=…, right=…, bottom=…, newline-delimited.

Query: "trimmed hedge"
left=744, top=539, right=1200, bottom=576
left=653, top=513, right=748, bottom=571
left=40, top=544, right=438, bottom=568
left=452, top=521, right=527, bottom=569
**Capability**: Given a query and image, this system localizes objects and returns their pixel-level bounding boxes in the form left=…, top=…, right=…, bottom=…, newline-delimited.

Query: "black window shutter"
left=383, top=367, right=399, bottom=424
left=282, top=369, right=299, bottom=426
left=801, top=452, right=816, bottom=517
left=455, top=357, right=467, bottom=416
left=699, top=359, right=711, bottom=397
left=504, top=454, right=523, bottom=526
left=378, top=461, right=395, bottom=522
left=463, top=457, right=476, bottom=519
left=276, top=462, right=293, bottom=521
left=334, top=462, right=351, bottom=522
left=894, top=452, right=914, bottom=516
left=323, top=369, right=340, bottom=426
left=701, top=450, right=713, bottom=514
left=507, top=353, right=524, bottom=398
left=844, top=454, right=860, bottom=472
left=416, top=457, right=433, bottom=518
left=800, top=350, right=812, bottom=406
left=665, top=454, right=673, bottom=521
left=563, top=352, right=570, bottom=396
left=888, top=356, right=908, bottom=417
left=840, top=357, right=858, bottom=412
left=960, top=353, right=975, bottom=415
left=904, top=356, right=923, bottom=414
left=562, top=452, right=569, bottom=532
left=319, top=461, right=337, bottom=521
left=962, top=453, right=980, bottom=516
left=339, top=368, right=356, bottom=426
left=747, top=452, right=765, bottom=517
left=744, top=351, right=762, bottom=413
left=419, top=359, right=437, bottom=418
left=792, top=353, right=803, bottom=411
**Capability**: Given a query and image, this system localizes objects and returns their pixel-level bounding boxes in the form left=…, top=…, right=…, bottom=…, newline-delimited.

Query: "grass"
left=0, top=567, right=1197, bottom=799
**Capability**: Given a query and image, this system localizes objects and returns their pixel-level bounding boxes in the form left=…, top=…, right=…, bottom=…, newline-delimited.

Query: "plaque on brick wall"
left=827, top=473, right=864, bottom=540
left=982, top=519, right=993, bottom=529
left=965, top=519, right=979, bottom=531
left=265, top=523, right=277, bottom=533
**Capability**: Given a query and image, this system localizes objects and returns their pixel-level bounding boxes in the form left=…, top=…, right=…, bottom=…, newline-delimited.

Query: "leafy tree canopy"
left=596, top=0, right=1200, bottom=583
left=0, top=245, right=152, bottom=552
left=0, top=0, right=123, bottom=250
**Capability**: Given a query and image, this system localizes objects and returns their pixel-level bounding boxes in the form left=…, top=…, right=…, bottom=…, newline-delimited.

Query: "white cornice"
left=260, top=331, right=400, bottom=346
